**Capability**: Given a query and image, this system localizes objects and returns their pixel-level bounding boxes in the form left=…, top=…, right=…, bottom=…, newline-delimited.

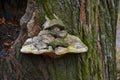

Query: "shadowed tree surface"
left=0, top=0, right=119, bottom=80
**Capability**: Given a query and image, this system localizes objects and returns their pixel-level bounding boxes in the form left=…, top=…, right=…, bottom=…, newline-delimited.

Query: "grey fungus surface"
left=20, top=15, right=88, bottom=55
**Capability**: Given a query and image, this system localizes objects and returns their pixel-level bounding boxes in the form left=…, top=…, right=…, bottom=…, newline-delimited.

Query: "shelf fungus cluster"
left=20, top=14, right=88, bottom=56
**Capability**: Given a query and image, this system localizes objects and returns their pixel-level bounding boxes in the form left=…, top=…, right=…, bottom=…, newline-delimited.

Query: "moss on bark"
left=0, top=0, right=119, bottom=80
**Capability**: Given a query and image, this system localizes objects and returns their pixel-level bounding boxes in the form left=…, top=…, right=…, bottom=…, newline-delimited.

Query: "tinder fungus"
left=20, top=14, right=88, bottom=56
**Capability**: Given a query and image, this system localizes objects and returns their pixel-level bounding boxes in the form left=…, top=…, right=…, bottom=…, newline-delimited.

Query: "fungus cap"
left=43, top=14, right=65, bottom=30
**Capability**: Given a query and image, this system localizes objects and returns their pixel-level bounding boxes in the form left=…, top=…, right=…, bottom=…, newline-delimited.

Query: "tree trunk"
left=0, top=0, right=119, bottom=80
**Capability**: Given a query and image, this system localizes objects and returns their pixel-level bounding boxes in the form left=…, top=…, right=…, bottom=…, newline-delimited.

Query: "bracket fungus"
left=20, top=14, right=88, bottom=57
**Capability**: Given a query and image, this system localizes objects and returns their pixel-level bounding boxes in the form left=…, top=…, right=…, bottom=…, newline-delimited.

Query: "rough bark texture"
left=0, top=0, right=119, bottom=80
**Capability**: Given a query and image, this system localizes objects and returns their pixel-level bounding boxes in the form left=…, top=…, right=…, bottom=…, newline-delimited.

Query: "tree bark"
left=0, top=0, right=119, bottom=80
